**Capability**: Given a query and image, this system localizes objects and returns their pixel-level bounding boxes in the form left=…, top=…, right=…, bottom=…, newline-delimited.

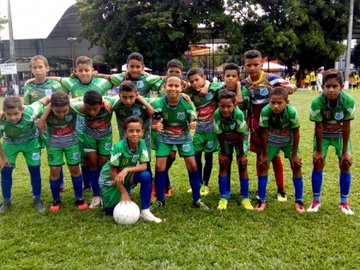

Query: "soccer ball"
left=113, top=201, right=140, bottom=225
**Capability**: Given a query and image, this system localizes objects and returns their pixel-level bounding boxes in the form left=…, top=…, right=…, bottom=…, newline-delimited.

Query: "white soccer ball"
left=113, top=201, right=140, bottom=225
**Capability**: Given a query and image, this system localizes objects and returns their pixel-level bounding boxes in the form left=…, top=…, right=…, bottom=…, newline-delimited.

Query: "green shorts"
left=313, top=137, right=352, bottom=158
left=47, top=144, right=81, bottom=166
left=194, top=132, right=218, bottom=153
left=82, top=133, right=113, bottom=156
left=268, top=144, right=299, bottom=161
left=218, top=140, right=248, bottom=156
left=156, top=141, right=194, bottom=157
left=3, top=138, right=41, bottom=167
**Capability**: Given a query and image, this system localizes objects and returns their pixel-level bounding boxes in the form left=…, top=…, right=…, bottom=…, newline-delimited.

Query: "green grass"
left=1, top=90, right=360, bottom=269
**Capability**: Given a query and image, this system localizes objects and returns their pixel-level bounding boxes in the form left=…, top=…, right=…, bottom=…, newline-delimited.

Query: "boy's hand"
left=0, top=156, right=10, bottom=171
left=181, top=93, right=191, bottom=103
left=103, top=100, right=112, bottom=113
left=92, top=70, right=98, bottom=77
left=259, top=154, right=269, bottom=171
left=188, top=121, right=197, bottom=130
left=313, top=151, right=324, bottom=166
left=340, top=152, right=352, bottom=167
left=36, top=119, right=47, bottom=132
left=290, top=155, right=302, bottom=168
left=285, top=84, right=296, bottom=94
left=141, top=71, right=150, bottom=77
left=198, top=80, right=210, bottom=97
left=0, top=111, right=5, bottom=120
left=114, top=169, right=128, bottom=184
left=219, top=154, right=229, bottom=165
left=152, top=119, right=163, bottom=132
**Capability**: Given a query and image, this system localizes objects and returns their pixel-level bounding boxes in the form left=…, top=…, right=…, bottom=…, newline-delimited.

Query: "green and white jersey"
left=23, top=79, right=65, bottom=105
left=151, top=96, right=197, bottom=144
left=0, top=101, right=44, bottom=144
left=70, top=96, right=120, bottom=139
left=40, top=106, right=78, bottom=148
left=100, top=139, right=149, bottom=187
left=60, top=77, right=112, bottom=98
left=260, top=104, right=300, bottom=147
left=310, top=91, right=355, bottom=139
left=110, top=73, right=163, bottom=97
left=188, top=82, right=222, bottom=133
left=214, top=106, right=246, bottom=144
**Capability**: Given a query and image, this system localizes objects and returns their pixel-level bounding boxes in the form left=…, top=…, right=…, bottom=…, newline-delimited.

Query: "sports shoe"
left=140, top=209, right=162, bottom=223
left=307, top=201, right=321, bottom=212
left=294, top=201, right=305, bottom=214
left=254, top=200, right=267, bottom=211
left=50, top=200, right=61, bottom=212
left=339, top=202, right=354, bottom=215
left=200, top=185, right=209, bottom=196
left=277, top=190, right=287, bottom=202
left=217, top=198, right=228, bottom=210
left=34, top=199, right=46, bottom=213
left=0, top=200, right=11, bottom=213
left=241, top=198, right=254, bottom=210
left=89, top=196, right=102, bottom=209
left=75, top=199, right=89, bottom=210
left=150, top=200, right=164, bottom=211
left=194, top=199, right=210, bottom=210
left=165, top=187, right=173, bottom=197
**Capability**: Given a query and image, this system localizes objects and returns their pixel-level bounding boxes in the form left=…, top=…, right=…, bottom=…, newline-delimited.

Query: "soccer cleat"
left=339, top=202, right=354, bottom=215
left=0, top=200, right=11, bottom=213
left=254, top=200, right=267, bottom=211
left=140, top=209, right=162, bottom=223
left=200, top=185, right=209, bottom=196
left=150, top=200, right=164, bottom=211
left=50, top=200, right=61, bottom=212
left=241, top=198, right=254, bottom=210
left=276, top=190, right=287, bottom=202
left=217, top=198, right=228, bottom=210
left=294, top=201, right=305, bottom=214
left=194, top=199, right=210, bottom=210
left=89, top=196, right=102, bottom=209
left=75, top=199, right=89, bottom=210
left=34, top=199, right=46, bottom=213
left=307, top=201, right=321, bottom=212
left=165, top=187, right=173, bottom=197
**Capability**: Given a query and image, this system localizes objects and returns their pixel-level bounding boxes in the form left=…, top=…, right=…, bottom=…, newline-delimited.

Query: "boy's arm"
left=313, top=122, right=324, bottom=165
left=37, top=105, right=52, bottom=132
left=0, top=144, right=9, bottom=169
left=136, top=95, right=154, bottom=117
left=291, top=127, right=302, bottom=167
left=259, top=127, right=269, bottom=171
left=110, top=165, right=131, bottom=202
left=340, top=120, right=352, bottom=167
left=96, top=73, right=111, bottom=80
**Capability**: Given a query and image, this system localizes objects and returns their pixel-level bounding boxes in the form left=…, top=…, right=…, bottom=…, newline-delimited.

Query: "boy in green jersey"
left=100, top=116, right=161, bottom=223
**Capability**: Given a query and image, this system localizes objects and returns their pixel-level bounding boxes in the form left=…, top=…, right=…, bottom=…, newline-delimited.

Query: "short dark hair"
left=167, top=59, right=183, bottom=70
left=30, top=55, right=49, bottom=68
left=124, top=116, right=143, bottom=130
left=187, top=68, right=205, bottom=79
left=3, top=96, right=22, bottom=111
left=119, top=80, right=136, bottom=92
left=323, top=69, right=344, bottom=86
left=224, top=63, right=240, bottom=76
left=84, top=90, right=102, bottom=105
left=127, top=52, right=144, bottom=64
left=51, top=91, right=69, bottom=107
left=165, top=72, right=183, bottom=83
left=244, top=50, right=262, bottom=60
left=219, top=90, right=236, bottom=104
left=270, top=87, right=288, bottom=100
left=75, top=56, right=93, bottom=67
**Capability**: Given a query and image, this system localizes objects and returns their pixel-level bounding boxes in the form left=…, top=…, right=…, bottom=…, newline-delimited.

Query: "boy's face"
left=224, top=70, right=239, bottom=90
left=244, top=57, right=262, bottom=79
left=165, top=77, right=182, bottom=99
left=323, top=78, right=342, bottom=101
left=127, top=59, right=144, bottom=79
left=76, top=63, right=94, bottom=84
left=84, top=103, right=102, bottom=118
left=188, top=74, right=206, bottom=90
left=52, top=105, right=70, bottom=119
left=125, top=122, right=144, bottom=145
left=167, top=67, right=182, bottom=76
left=269, top=95, right=288, bottom=114
left=5, top=107, right=23, bottom=124
left=120, top=91, right=137, bottom=107
left=31, top=60, right=49, bottom=83
left=219, top=98, right=235, bottom=118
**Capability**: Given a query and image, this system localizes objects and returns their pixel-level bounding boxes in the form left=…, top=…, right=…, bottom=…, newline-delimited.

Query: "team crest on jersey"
left=32, top=152, right=40, bottom=161
left=136, top=81, right=145, bottom=89
left=207, top=141, right=214, bottom=148
left=334, top=111, right=344, bottom=120
left=260, top=88, right=269, bottom=96
left=206, top=92, right=214, bottom=100
left=133, top=109, right=141, bottom=117
left=30, top=91, right=38, bottom=98
left=132, top=155, right=140, bottom=162
left=182, top=144, right=191, bottom=152
left=177, top=112, right=185, bottom=120
left=73, top=152, right=80, bottom=160
left=230, top=123, right=236, bottom=130
left=45, top=89, right=53, bottom=96
left=104, top=143, right=112, bottom=151
left=65, top=115, right=73, bottom=122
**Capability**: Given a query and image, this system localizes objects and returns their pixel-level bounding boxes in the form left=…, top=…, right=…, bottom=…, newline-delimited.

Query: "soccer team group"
left=0, top=49, right=355, bottom=223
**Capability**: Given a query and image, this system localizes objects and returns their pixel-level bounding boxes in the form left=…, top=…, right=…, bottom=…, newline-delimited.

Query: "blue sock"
left=28, top=166, right=41, bottom=200
left=293, top=176, right=303, bottom=202
left=50, top=178, right=61, bottom=202
left=1, top=166, right=13, bottom=201
left=155, top=171, right=166, bottom=204
left=218, top=175, right=228, bottom=198
left=258, top=175, right=268, bottom=202
left=195, top=152, right=203, bottom=183
left=146, top=162, right=153, bottom=180
left=134, top=171, right=151, bottom=209
left=59, top=167, right=64, bottom=187
left=311, top=171, right=323, bottom=202
left=340, top=172, right=351, bottom=203
left=203, top=152, right=213, bottom=186
left=188, top=171, right=201, bottom=203
left=89, top=169, right=101, bottom=196
left=71, top=175, right=84, bottom=200
left=227, top=157, right=232, bottom=197
left=82, top=165, right=90, bottom=188
left=240, top=178, right=249, bottom=199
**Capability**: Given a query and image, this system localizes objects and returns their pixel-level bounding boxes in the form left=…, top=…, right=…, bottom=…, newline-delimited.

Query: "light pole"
left=344, top=0, right=354, bottom=89
left=67, top=37, right=77, bottom=71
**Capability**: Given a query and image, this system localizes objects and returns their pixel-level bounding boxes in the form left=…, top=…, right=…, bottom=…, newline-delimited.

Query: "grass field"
left=0, top=90, right=360, bottom=269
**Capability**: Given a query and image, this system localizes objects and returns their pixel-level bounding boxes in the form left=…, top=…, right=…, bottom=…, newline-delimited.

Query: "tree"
left=77, top=0, right=230, bottom=72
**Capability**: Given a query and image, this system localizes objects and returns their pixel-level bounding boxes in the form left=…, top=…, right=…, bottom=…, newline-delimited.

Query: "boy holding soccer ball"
left=100, top=116, right=162, bottom=223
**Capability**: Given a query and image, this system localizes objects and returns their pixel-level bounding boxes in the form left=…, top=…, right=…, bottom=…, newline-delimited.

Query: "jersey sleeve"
left=288, top=105, right=300, bottom=129
left=309, top=95, right=323, bottom=122
left=139, top=140, right=150, bottom=163
left=110, top=142, right=122, bottom=167
left=259, top=104, right=271, bottom=128
left=24, top=101, right=44, bottom=121
left=343, top=93, right=355, bottom=121
left=23, top=85, right=32, bottom=105
left=109, top=73, right=125, bottom=86
left=214, top=109, right=223, bottom=134
left=234, top=107, right=246, bottom=133
left=69, top=100, right=84, bottom=116
left=146, top=75, right=164, bottom=92
left=59, top=77, right=72, bottom=93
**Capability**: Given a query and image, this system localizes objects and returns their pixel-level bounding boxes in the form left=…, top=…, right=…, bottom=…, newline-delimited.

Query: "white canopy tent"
left=262, top=62, right=286, bottom=72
